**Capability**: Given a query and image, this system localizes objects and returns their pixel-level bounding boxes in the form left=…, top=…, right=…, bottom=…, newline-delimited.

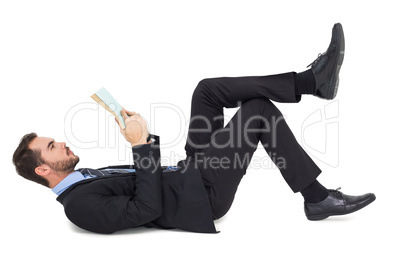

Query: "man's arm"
left=62, top=110, right=163, bottom=234
left=63, top=135, right=163, bottom=234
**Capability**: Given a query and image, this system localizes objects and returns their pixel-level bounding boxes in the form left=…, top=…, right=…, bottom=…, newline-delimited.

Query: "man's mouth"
left=67, top=148, right=73, bottom=156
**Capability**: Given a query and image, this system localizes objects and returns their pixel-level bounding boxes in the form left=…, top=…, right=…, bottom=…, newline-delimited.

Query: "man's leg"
left=185, top=70, right=321, bottom=218
left=184, top=72, right=300, bottom=159
left=200, top=98, right=321, bottom=219
left=184, top=75, right=374, bottom=221
left=184, top=73, right=322, bottom=219
left=184, top=23, right=375, bottom=221
left=184, top=21, right=346, bottom=159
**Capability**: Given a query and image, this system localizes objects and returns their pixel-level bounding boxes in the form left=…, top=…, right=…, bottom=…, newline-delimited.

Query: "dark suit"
left=57, top=135, right=217, bottom=234
left=57, top=73, right=321, bottom=234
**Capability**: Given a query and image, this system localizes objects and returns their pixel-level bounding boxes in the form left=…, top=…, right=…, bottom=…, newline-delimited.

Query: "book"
left=91, top=87, right=126, bottom=129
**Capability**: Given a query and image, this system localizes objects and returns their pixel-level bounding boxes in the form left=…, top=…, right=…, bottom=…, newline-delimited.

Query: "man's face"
left=29, top=137, right=79, bottom=173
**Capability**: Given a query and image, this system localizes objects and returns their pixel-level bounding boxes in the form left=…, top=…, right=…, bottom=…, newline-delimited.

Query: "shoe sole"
left=330, top=23, right=345, bottom=99
left=306, top=193, right=376, bottom=221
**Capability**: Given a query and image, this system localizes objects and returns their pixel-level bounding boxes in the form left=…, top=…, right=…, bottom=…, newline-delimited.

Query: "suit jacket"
left=56, top=135, right=217, bottom=234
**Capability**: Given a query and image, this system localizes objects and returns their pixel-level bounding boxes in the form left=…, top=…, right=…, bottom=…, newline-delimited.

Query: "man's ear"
left=35, top=164, right=51, bottom=176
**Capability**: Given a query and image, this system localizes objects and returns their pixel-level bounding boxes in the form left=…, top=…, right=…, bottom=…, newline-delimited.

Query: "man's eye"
left=51, top=144, right=55, bottom=150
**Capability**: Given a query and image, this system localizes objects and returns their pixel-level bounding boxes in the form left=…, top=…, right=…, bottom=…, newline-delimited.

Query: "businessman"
left=13, top=23, right=375, bottom=234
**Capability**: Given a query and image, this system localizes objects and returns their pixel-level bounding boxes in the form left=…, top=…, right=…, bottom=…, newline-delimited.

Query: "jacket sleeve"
left=129, top=134, right=163, bottom=222
left=64, top=134, right=163, bottom=234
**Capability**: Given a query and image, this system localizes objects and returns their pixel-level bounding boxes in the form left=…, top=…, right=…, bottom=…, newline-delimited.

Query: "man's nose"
left=58, top=142, right=67, bottom=148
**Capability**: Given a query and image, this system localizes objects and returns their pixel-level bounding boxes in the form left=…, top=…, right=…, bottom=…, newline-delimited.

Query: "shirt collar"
left=52, top=171, right=87, bottom=196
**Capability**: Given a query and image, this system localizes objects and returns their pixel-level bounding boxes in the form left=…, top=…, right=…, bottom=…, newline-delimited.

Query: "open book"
left=91, top=87, right=126, bottom=129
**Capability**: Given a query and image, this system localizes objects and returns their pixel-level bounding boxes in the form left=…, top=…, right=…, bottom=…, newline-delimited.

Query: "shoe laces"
left=306, top=52, right=325, bottom=68
left=328, top=187, right=343, bottom=198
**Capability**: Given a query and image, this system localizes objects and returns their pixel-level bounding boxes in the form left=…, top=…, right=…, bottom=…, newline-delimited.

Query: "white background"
left=1, top=0, right=401, bottom=267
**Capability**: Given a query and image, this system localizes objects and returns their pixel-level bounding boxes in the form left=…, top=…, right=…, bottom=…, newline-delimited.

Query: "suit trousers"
left=183, top=72, right=322, bottom=220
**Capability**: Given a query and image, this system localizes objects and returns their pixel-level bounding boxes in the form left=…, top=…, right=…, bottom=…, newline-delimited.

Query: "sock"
left=295, top=69, right=316, bottom=95
left=300, top=180, right=329, bottom=203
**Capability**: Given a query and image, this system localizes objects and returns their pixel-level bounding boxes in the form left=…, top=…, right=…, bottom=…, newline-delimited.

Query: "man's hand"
left=116, top=109, right=150, bottom=147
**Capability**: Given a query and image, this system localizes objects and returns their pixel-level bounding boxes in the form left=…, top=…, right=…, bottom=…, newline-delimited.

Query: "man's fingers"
left=120, top=109, right=129, bottom=120
left=122, top=109, right=141, bottom=118
left=126, top=110, right=136, bottom=116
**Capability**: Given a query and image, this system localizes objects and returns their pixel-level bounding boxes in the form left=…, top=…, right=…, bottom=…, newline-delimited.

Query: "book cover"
left=91, top=87, right=126, bottom=129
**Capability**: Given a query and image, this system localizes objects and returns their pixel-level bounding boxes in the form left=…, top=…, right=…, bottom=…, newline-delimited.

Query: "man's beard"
left=45, top=156, right=80, bottom=174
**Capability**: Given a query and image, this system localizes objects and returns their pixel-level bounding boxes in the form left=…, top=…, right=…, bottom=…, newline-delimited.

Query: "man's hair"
left=12, top=133, right=50, bottom=188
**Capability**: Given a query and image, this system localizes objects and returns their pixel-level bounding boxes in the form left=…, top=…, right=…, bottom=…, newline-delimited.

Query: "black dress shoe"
left=307, top=23, right=345, bottom=100
left=304, top=188, right=376, bottom=220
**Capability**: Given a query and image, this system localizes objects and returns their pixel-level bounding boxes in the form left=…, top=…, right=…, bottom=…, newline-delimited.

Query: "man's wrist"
left=131, top=134, right=151, bottom=147
left=131, top=140, right=147, bottom=147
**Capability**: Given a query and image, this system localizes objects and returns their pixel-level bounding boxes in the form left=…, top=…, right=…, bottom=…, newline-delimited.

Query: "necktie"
left=77, top=168, right=131, bottom=179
